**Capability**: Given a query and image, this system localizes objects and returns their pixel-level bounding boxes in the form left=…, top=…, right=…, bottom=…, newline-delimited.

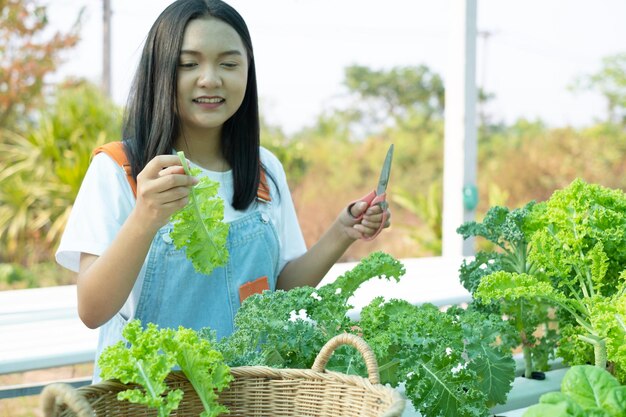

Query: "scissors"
left=348, top=144, right=394, bottom=241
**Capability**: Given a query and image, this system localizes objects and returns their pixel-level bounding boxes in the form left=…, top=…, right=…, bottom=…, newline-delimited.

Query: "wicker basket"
left=41, top=333, right=405, bottom=417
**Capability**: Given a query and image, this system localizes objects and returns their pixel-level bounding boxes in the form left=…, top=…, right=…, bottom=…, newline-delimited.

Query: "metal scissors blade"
left=376, top=144, right=394, bottom=196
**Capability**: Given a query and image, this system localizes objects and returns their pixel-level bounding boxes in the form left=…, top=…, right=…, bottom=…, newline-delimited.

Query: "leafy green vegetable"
left=458, top=202, right=558, bottom=378
left=468, top=180, right=626, bottom=383
left=98, top=320, right=183, bottom=417
left=523, top=365, right=626, bottom=417
left=163, top=327, right=233, bottom=417
left=213, top=251, right=516, bottom=417
left=527, top=179, right=626, bottom=375
left=360, top=299, right=515, bottom=416
left=217, top=251, right=405, bottom=370
left=170, top=151, right=229, bottom=275
left=454, top=306, right=518, bottom=407
left=99, top=320, right=233, bottom=417
left=589, top=288, right=626, bottom=383
left=404, top=340, right=488, bottom=417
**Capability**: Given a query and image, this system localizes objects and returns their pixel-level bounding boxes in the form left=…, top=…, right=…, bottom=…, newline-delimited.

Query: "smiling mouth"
left=193, top=97, right=225, bottom=104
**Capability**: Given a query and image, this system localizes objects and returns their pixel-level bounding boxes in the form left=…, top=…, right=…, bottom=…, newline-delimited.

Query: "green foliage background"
left=0, top=81, right=121, bottom=287
left=1, top=0, right=625, bottom=288
left=3, top=61, right=626, bottom=289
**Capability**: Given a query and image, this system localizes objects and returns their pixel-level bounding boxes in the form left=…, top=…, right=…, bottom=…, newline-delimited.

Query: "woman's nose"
left=198, top=66, right=222, bottom=88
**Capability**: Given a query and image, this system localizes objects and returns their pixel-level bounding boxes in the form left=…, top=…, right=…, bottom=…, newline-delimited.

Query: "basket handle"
left=311, top=333, right=381, bottom=384
left=41, top=383, right=95, bottom=417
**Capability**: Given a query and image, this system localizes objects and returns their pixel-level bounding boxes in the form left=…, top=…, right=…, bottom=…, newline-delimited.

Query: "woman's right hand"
left=133, top=155, right=198, bottom=232
left=77, top=155, right=198, bottom=329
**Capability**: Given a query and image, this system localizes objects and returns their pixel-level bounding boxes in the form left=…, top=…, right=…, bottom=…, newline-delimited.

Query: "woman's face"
left=176, top=17, right=249, bottom=138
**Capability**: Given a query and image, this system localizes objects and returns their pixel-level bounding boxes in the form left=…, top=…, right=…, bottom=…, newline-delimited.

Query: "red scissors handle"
left=348, top=190, right=388, bottom=241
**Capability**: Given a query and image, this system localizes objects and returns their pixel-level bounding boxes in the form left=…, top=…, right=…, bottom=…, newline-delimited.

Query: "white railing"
left=0, top=256, right=472, bottom=400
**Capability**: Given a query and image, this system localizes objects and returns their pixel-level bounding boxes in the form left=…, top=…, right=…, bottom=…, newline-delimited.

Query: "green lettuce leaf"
left=170, top=151, right=229, bottom=275
left=524, top=365, right=626, bottom=417
left=561, top=365, right=622, bottom=411
left=163, top=327, right=233, bottom=417
left=98, top=320, right=182, bottom=417
left=522, top=401, right=583, bottom=417
left=99, top=320, right=233, bottom=417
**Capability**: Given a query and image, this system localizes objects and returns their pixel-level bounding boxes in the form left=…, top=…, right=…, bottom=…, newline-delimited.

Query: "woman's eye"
left=179, top=62, right=197, bottom=68
left=221, top=62, right=238, bottom=69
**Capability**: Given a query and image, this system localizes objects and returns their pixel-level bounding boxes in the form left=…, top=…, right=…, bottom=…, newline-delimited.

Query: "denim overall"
left=91, top=202, right=279, bottom=382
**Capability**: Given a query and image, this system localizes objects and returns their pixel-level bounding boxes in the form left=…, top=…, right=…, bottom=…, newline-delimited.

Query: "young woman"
left=56, top=0, right=390, bottom=381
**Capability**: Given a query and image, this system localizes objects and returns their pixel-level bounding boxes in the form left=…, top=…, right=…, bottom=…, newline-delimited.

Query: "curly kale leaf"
left=404, top=340, right=489, bottom=417
left=526, top=179, right=626, bottom=370
left=98, top=320, right=182, bottom=417
left=475, top=271, right=573, bottom=333
left=217, top=251, right=405, bottom=369
left=359, top=299, right=463, bottom=387
left=529, top=178, right=626, bottom=298
left=457, top=202, right=543, bottom=320
left=317, top=251, right=405, bottom=303
left=457, top=205, right=510, bottom=246
left=474, top=270, right=565, bottom=377
left=457, top=201, right=540, bottom=249
left=588, top=282, right=626, bottom=384
left=170, top=151, right=229, bottom=275
left=453, top=307, right=516, bottom=407
left=459, top=251, right=505, bottom=294
left=359, top=299, right=514, bottom=416
left=217, top=285, right=332, bottom=369
left=475, top=272, right=563, bottom=304
left=556, top=320, right=595, bottom=369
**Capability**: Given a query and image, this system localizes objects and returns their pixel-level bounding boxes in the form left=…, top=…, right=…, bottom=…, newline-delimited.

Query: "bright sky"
left=47, top=0, right=625, bottom=134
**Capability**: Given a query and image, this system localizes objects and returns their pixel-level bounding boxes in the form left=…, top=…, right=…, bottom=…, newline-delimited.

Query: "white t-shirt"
left=56, top=146, right=307, bottom=316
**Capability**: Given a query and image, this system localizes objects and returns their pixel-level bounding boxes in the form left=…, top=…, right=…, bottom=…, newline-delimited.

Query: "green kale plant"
left=475, top=179, right=626, bottom=382
left=215, top=251, right=517, bottom=417
left=588, top=290, right=626, bottom=383
left=216, top=251, right=406, bottom=370
left=360, top=300, right=515, bottom=417
left=528, top=179, right=626, bottom=374
left=170, top=151, right=229, bottom=275
left=522, top=365, right=626, bottom=417
left=457, top=202, right=558, bottom=379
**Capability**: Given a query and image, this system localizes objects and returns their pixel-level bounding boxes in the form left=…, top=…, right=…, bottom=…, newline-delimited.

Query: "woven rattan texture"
left=42, top=334, right=405, bottom=417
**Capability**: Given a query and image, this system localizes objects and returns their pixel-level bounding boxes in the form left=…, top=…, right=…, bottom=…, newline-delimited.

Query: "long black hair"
left=123, top=0, right=261, bottom=210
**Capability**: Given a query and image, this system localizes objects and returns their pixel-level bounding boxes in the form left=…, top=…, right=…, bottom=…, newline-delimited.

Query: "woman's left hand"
left=339, top=201, right=391, bottom=241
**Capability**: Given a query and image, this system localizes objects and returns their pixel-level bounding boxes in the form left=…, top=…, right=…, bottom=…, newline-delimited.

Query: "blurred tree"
left=260, top=116, right=309, bottom=188
left=342, top=64, right=445, bottom=133
left=0, top=81, right=121, bottom=264
left=570, top=53, right=626, bottom=126
left=286, top=65, right=449, bottom=259
left=479, top=120, right=626, bottom=211
left=0, top=0, right=81, bottom=130
left=392, top=181, right=442, bottom=256
left=286, top=59, right=626, bottom=260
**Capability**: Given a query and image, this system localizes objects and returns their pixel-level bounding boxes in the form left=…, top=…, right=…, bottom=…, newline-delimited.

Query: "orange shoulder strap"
left=92, top=141, right=137, bottom=198
left=257, top=169, right=271, bottom=203
left=92, top=141, right=271, bottom=203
